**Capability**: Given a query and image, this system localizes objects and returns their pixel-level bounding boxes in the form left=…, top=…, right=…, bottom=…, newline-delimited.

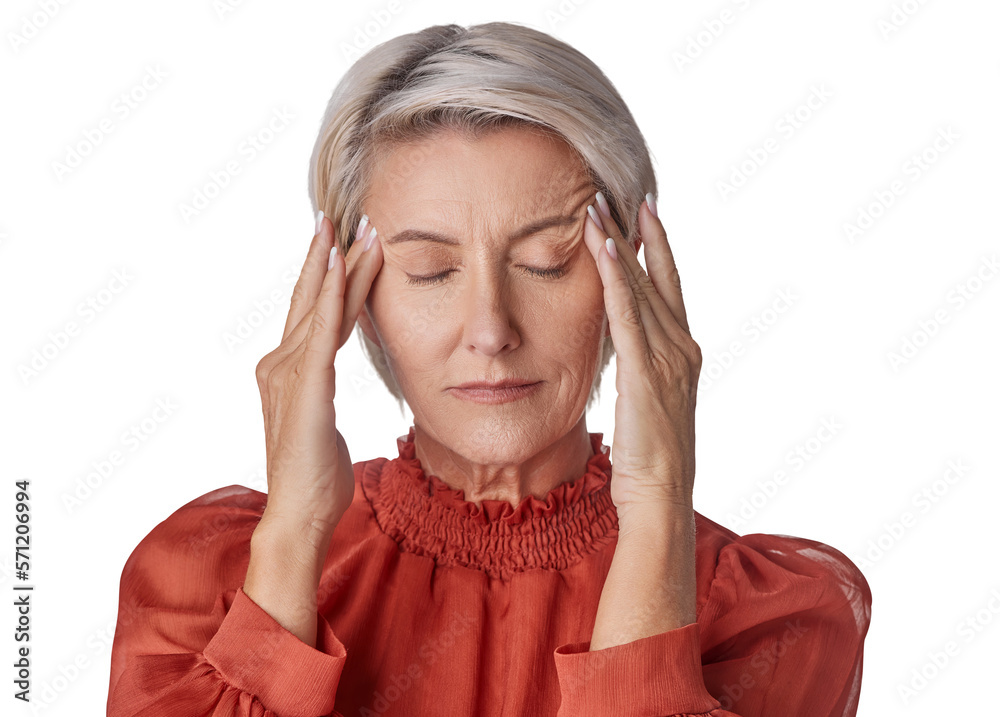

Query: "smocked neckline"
left=360, top=426, right=619, bottom=580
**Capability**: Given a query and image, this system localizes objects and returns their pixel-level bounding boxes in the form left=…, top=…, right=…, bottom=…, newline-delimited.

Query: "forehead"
left=367, top=125, right=594, bottom=218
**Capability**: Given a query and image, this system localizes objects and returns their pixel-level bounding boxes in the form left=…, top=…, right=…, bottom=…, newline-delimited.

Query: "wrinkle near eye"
left=538, top=227, right=585, bottom=264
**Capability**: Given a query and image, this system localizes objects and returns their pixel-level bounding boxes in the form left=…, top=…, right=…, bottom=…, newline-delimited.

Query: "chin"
left=440, top=414, right=551, bottom=464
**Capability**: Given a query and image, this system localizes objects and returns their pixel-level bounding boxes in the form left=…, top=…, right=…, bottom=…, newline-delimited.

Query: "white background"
left=2, top=0, right=998, bottom=714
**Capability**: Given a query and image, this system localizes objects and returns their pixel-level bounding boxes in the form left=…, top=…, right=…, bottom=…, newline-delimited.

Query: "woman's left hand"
left=583, top=192, right=702, bottom=522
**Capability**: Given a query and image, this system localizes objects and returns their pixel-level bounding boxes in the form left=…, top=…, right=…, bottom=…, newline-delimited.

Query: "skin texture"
left=246, top=122, right=702, bottom=651
left=356, top=125, right=633, bottom=506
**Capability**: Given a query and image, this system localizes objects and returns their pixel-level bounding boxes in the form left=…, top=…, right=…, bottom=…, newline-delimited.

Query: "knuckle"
left=308, top=310, right=332, bottom=337
left=686, top=338, right=703, bottom=364
left=289, top=357, right=306, bottom=381
left=636, top=272, right=656, bottom=292
left=626, top=275, right=647, bottom=303
left=255, top=356, right=272, bottom=385
left=620, top=302, right=643, bottom=329
left=289, top=281, right=308, bottom=308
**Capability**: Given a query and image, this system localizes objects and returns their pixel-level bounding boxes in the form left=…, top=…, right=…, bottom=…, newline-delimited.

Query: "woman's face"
left=357, top=125, right=611, bottom=463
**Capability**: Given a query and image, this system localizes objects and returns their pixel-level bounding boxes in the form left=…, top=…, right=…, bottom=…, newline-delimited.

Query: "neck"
left=411, top=416, right=595, bottom=507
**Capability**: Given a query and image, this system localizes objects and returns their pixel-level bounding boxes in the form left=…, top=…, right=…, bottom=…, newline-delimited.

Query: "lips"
left=448, top=380, right=544, bottom=405
left=453, top=379, right=539, bottom=390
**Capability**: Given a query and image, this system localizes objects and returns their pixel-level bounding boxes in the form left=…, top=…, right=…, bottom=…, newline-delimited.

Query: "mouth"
left=448, top=380, right=543, bottom=405
left=453, top=378, right=539, bottom=390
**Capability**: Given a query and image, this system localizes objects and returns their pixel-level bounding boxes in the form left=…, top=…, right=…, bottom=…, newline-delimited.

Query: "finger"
left=301, top=239, right=347, bottom=377
left=282, top=212, right=338, bottom=342
left=594, top=191, right=639, bottom=257
left=587, top=200, right=679, bottom=344
left=337, top=221, right=383, bottom=350
left=637, top=196, right=691, bottom=335
left=582, top=209, right=669, bottom=360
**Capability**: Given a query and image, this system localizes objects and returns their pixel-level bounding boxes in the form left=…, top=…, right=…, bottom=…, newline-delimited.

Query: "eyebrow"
left=383, top=213, right=581, bottom=246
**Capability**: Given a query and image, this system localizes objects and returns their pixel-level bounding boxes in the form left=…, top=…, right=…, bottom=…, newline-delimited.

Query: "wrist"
left=616, top=498, right=694, bottom=540
left=258, top=498, right=344, bottom=542
left=244, top=522, right=325, bottom=646
left=592, top=500, right=698, bottom=648
left=252, top=508, right=340, bottom=573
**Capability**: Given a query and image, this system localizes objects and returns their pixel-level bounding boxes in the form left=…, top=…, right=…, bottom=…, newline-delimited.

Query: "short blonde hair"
left=308, top=21, right=656, bottom=413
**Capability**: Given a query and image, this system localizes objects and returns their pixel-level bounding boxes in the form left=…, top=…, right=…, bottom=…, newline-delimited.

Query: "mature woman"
left=108, top=22, right=871, bottom=717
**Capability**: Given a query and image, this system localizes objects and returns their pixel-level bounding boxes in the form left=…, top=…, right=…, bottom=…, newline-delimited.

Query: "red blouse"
left=107, top=427, right=872, bottom=716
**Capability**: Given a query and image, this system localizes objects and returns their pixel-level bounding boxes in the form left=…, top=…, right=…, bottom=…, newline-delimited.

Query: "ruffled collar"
left=360, top=426, right=619, bottom=580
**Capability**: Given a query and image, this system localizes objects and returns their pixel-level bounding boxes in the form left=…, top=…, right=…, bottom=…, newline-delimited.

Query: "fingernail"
left=645, top=192, right=658, bottom=218
left=315, top=210, right=325, bottom=235
left=587, top=204, right=605, bottom=232
left=605, top=237, right=617, bottom=261
left=328, top=244, right=338, bottom=270
left=595, top=191, right=611, bottom=218
left=356, top=214, right=369, bottom=243
left=363, top=226, right=379, bottom=252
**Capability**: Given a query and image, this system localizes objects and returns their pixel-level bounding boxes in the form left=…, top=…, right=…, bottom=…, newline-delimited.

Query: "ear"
left=356, top=305, right=383, bottom=349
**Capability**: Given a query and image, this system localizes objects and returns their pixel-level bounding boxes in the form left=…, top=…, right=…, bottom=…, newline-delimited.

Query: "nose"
left=461, top=268, right=521, bottom=356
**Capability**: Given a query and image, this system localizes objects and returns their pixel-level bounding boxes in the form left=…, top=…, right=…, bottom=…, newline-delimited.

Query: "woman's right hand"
left=253, top=211, right=382, bottom=544
left=244, top=211, right=382, bottom=646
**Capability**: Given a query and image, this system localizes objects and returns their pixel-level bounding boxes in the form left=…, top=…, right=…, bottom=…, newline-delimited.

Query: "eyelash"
left=405, top=265, right=567, bottom=286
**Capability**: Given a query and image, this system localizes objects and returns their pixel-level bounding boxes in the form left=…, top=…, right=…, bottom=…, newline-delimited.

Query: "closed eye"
left=405, top=265, right=568, bottom=286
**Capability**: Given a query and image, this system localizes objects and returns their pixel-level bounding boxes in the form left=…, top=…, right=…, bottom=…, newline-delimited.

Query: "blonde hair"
left=307, top=21, right=657, bottom=413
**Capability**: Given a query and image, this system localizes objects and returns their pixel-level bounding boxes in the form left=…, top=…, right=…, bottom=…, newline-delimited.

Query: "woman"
left=107, top=22, right=871, bottom=717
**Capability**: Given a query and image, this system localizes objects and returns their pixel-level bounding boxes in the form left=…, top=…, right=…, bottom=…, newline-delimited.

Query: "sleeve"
left=106, top=486, right=349, bottom=717
left=552, top=534, right=872, bottom=717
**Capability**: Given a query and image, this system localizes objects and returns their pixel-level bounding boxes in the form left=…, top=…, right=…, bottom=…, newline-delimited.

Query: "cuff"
left=553, top=622, right=721, bottom=716
left=203, top=587, right=346, bottom=717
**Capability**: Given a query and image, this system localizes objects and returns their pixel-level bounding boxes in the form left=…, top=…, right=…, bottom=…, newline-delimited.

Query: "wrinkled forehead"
left=366, top=125, right=596, bottom=223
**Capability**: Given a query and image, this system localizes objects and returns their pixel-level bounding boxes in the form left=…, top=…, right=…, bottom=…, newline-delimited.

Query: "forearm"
left=589, top=500, right=697, bottom=651
left=243, top=510, right=340, bottom=648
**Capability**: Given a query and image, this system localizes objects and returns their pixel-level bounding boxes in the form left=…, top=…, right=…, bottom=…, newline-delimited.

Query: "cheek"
left=369, top=280, right=456, bottom=357
left=527, top=278, right=606, bottom=355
